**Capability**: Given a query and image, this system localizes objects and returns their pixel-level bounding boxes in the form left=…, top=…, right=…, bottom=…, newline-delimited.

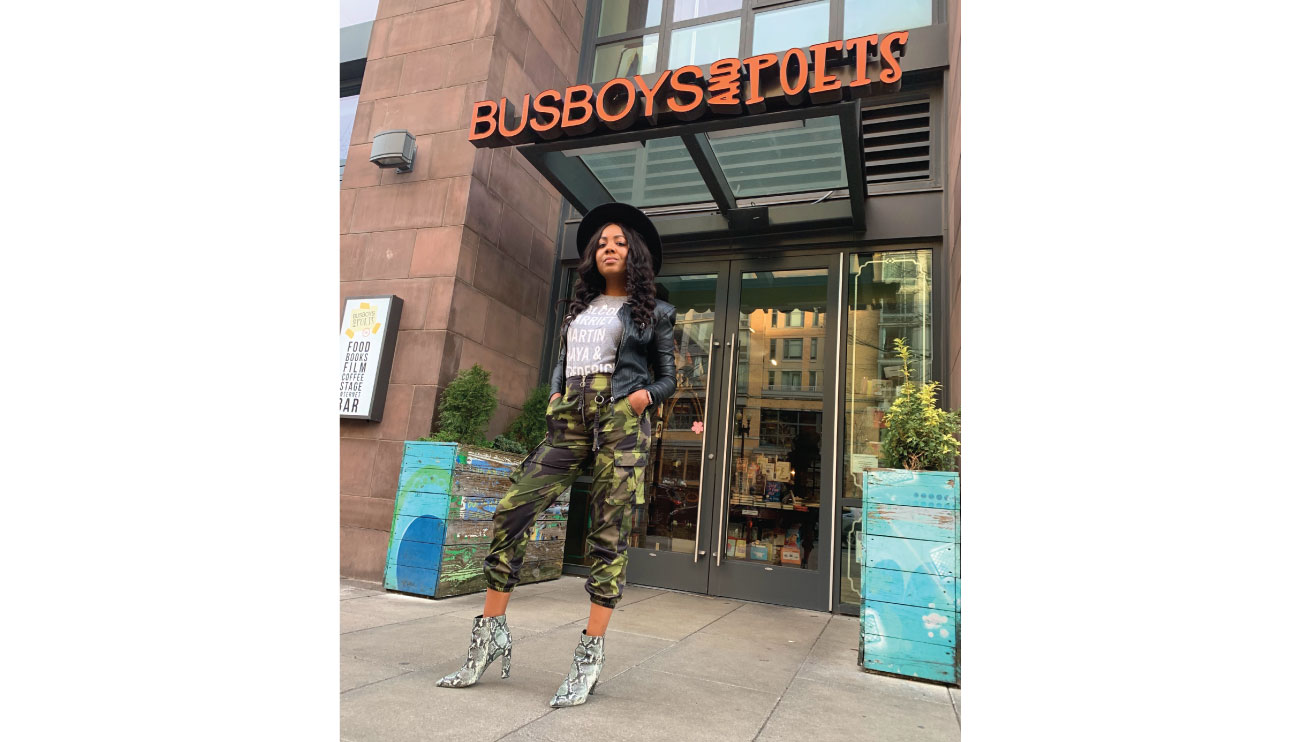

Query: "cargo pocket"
left=611, top=449, right=648, bottom=506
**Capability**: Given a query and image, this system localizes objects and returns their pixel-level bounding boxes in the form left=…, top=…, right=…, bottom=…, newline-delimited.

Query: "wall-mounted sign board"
left=339, top=295, right=403, bottom=421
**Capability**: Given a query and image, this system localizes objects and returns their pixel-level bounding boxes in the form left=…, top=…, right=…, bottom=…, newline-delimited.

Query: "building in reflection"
left=734, top=306, right=826, bottom=503
left=842, top=251, right=933, bottom=499
left=634, top=306, right=715, bottom=549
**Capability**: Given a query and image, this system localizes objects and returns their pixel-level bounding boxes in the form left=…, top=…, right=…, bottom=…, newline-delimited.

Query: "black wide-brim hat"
left=577, top=202, right=662, bottom=274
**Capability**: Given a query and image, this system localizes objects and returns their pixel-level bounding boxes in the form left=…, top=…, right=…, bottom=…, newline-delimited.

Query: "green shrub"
left=880, top=338, right=961, bottom=472
left=427, top=364, right=498, bottom=448
left=503, top=386, right=550, bottom=450
left=490, top=435, right=528, bottom=454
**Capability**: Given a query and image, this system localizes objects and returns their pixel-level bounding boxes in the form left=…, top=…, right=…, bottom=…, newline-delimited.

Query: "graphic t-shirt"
left=565, top=294, right=627, bottom=377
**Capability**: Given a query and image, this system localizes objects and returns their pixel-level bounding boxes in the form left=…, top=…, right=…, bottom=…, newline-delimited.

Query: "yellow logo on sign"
left=345, top=302, right=382, bottom=339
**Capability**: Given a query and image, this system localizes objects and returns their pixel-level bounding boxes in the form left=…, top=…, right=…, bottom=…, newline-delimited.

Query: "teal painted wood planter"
left=859, top=468, right=961, bottom=685
left=384, top=441, right=570, bottom=599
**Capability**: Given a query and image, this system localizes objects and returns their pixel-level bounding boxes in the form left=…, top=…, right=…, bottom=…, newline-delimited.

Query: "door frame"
left=627, top=251, right=845, bottom=612
left=700, top=252, right=844, bottom=612
left=624, top=259, right=733, bottom=595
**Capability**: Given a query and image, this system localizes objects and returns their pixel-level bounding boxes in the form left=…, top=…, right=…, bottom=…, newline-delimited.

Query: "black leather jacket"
left=550, top=298, right=678, bottom=407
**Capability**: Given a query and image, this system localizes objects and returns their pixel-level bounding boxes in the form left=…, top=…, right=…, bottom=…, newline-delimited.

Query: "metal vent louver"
left=862, top=99, right=932, bottom=185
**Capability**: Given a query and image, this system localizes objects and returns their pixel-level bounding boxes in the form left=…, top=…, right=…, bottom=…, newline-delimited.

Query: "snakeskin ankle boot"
left=549, top=630, right=604, bottom=707
left=436, top=614, right=512, bottom=688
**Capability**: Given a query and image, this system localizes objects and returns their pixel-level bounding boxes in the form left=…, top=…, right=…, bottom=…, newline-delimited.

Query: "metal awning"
left=517, top=100, right=866, bottom=243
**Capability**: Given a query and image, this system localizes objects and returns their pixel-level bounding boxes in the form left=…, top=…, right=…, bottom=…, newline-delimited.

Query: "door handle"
left=848, top=519, right=862, bottom=595
left=692, top=333, right=716, bottom=565
left=716, top=332, right=738, bottom=567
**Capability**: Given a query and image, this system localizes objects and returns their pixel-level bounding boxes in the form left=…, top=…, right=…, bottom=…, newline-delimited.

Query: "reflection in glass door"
left=707, top=267, right=834, bottom=610
left=837, top=249, right=934, bottom=610
left=623, top=257, right=839, bottom=611
left=724, top=272, right=827, bottom=569
left=626, top=270, right=724, bottom=595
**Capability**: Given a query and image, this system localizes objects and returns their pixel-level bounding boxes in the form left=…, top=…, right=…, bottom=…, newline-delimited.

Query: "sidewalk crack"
left=603, top=598, right=746, bottom=684
left=339, top=667, right=417, bottom=696
left=497, top=598, right=748, bottom=741
left=339, top=612, right=453, bottom=636
left=750, top=618, right=831, bottom=741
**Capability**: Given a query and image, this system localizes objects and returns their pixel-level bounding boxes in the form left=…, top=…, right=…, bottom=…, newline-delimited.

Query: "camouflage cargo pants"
left=483, top=373, right=651, bottom=608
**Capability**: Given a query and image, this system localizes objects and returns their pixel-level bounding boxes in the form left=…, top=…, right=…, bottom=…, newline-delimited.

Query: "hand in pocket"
left=626, top=390, right=648, bottom=416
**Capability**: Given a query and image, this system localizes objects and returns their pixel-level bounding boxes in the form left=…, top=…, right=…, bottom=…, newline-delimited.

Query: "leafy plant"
left=427, top=364, right=498, bottom=448
left=490, top=435, right=528, bottom=454
left=503, top=386, right=550, bottom=451
left=419, top=367, right=546, bottom=455
left=881, top=338, right=961, bottom=471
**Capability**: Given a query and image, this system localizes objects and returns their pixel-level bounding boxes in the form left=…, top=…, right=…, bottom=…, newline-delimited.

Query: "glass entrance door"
left=627, top=255, right=841, bottom=611
left=625, top=264, right=729, bottom=595
left=705, top=259, right=838, bottom=610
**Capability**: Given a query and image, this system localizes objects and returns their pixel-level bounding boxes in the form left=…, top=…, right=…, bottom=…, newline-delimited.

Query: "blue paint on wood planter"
left=401, top=442, right=457, bottom=470
left=865, top=502, right=958, bottom=542
left=389, top=515, right=448, bottom=546
left=394, top=537, right=448, bottom=571
left=863, top=633, right=956, bottom=664
left=861, top=599, right=957, bottom=648
left=466, top=460, right=514, bottom=476
left=863, top=535, right=957, bottom=577
left=863, top=566, right=960, bottom=613
left=384, top=441, right=572, bottom=599
left=865, top=469, right=959, bottom=509
left=396, top=466, right=454, bottom=494
left=385, top=514, right=448, bottom=568
left=862, top=634, right=957, bottom=683
left=446, top=495, right=501, bottom=520
left=456, top=450, right=516, bottom=476
left=862, top=468, right=960, bottom=685
left=385, top=560, right=441, bottom=594
left=393, top=492, right=450, bottom=520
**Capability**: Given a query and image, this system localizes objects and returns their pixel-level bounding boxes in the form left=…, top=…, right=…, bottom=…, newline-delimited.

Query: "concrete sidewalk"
left=341, top=576, right=960, bottom=742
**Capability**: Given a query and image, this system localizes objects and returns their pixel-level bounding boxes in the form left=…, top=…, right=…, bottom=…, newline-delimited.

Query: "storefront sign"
left=469, top=31, right=909, bottom=147
left=339, top=295, right=403, bottom=421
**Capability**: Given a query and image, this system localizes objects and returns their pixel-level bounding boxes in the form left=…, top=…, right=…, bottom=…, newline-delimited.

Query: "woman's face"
left=594, top=223, right=629, bottom=280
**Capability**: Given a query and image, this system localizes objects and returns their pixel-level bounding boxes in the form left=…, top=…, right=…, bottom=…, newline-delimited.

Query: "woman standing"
left=437, top=202, right=677, bottom=708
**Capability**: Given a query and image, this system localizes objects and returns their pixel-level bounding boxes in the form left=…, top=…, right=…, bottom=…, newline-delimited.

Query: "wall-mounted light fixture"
left=369, top=130, right=416, bottom=173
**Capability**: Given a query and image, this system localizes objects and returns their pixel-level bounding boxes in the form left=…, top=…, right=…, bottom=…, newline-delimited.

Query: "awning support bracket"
left=681, top=132, right=736, bottom=215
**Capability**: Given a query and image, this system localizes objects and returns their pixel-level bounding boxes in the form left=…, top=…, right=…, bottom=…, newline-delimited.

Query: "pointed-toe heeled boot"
left=436, top=614, right=512, bottom=688
left=549, top=630, right=605, bottom=707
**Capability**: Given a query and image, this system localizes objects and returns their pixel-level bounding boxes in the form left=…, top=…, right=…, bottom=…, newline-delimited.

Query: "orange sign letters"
left=468, top=31, right=909, bottom=147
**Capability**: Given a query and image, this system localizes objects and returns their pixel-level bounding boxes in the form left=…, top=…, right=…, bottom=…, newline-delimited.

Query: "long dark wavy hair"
left=558, top=221, right=657, bottom=333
